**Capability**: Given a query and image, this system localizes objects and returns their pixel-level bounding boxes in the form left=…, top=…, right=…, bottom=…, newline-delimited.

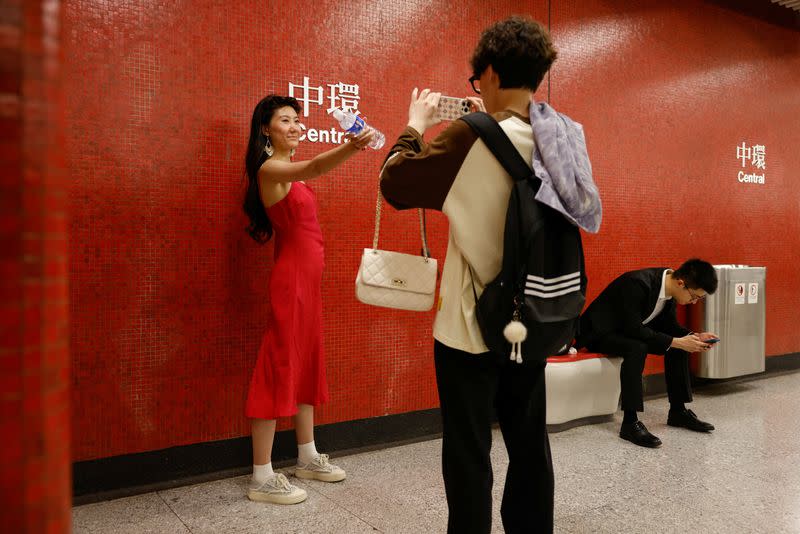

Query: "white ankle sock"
left=253, top=463, right=274, bottom=484
left=297, top=441, right=319, bottom=465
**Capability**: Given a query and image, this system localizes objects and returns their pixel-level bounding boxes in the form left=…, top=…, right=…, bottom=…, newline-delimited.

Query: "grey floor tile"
left=290, top=439, right=450, bottom=533
left=72, top=492, right=191, bottom=534
left=159, top=475, right=377, bottom=534
left=73, top=370, right=800, bottom=534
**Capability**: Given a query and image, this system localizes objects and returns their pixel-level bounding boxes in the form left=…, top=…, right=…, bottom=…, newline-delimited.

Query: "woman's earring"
left=264, top=136, right=274, bottom=157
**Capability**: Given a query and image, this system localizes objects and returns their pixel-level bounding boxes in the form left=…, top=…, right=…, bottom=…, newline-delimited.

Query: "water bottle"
left=330, top=108, right=385, bottom=150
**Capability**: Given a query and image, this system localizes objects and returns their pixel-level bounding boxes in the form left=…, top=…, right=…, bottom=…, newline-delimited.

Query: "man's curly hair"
left=470, top=15, right=557, bottom=92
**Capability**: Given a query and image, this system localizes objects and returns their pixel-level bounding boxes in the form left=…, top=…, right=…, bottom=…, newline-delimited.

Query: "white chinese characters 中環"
left=736, top=141, right=766, bottom=185
left=288, top=76, right=363, bottom=145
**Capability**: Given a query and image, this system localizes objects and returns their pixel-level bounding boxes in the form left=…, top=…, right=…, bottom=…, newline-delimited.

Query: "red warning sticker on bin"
left=734, top=283, right=745, bottom=305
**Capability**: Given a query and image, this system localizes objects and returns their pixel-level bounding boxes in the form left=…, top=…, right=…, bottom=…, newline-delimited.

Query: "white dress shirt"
left=642, top=269, right=672, bottom=325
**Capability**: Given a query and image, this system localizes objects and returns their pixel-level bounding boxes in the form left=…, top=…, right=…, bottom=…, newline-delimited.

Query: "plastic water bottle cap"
left=331, top=109, right=344, bottom=121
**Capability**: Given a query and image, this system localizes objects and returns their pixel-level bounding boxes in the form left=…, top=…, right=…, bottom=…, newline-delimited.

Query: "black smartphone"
left=705, top=337, right=720, bottom=344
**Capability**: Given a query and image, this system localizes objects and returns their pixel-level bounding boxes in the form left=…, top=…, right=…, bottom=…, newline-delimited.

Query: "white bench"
left=545, top=352, right=622, bottom=428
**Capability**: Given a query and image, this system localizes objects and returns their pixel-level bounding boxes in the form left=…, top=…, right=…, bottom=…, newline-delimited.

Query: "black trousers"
left=583, top=333, right=692, bottom=412
left=434, top=341, right=554, bottom=534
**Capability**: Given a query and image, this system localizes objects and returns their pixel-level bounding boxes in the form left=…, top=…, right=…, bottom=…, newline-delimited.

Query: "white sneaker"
left=247, top=473, right=307, bottom=504
left=295, top=453, right=346, bottom=482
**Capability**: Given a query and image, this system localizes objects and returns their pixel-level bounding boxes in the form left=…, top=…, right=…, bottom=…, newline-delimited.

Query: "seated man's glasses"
left=685, top=287, right=706, bottom=302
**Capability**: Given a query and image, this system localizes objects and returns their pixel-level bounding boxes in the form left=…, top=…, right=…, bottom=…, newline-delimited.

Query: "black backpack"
left=461, top=112, right=587, bottom=364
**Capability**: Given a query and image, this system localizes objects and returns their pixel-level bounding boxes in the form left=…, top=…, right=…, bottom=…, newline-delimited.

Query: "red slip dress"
left=245, top=182, right=329, bottom=419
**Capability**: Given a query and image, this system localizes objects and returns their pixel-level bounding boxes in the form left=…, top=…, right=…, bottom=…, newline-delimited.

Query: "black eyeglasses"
left=685, top=287, right=706, bottom=302
left=469, top=75, right=480, bottom=94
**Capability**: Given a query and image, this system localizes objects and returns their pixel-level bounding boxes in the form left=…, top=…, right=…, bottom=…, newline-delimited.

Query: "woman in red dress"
left=242, top=95, right=373, bottom=504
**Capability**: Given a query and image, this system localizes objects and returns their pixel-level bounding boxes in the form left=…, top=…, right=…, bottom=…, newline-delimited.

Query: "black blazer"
left=578, top=267, right=690, bottom=354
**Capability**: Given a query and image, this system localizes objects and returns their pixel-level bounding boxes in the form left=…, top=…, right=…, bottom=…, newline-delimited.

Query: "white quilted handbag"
left=355, top=188, right=437, bottom=312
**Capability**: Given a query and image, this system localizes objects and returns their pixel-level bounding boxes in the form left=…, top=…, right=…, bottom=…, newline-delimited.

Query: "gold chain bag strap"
left=355, top=186, right=438, bottom=311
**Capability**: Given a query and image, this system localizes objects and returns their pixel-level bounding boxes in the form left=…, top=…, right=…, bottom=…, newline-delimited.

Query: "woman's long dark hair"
left=243, top=95, right=302, bottom=243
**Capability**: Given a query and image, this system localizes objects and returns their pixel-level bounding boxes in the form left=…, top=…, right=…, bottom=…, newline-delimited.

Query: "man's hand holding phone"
left=698, top=332, right=721, bottom=345
left=465, top=96, right=485, bottom=113
left=434, top=96, right=486, bottom=121
left=408, top=89, right=489, bottom=135
left=672, top=332, right=721, bottom=352
left=407, top=88, right=442, bottom=136
left=672, top=333, right=717, bottom=352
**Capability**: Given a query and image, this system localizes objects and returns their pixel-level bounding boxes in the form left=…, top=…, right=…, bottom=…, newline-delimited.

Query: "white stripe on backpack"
left=525, top=279, right=581, bottom=291
left=524, top=284, right=582, bottom=298
left=526, top=271, right=580, bottom=284
left=525, top=271, right=581, bottom=297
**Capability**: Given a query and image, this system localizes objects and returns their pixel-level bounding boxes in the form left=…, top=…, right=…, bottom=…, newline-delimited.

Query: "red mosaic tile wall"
left=63, top=1, right=800, bottom=461
left=550, top=0, right=800, bottom=374
left=2, top=0, right=72, bottom=530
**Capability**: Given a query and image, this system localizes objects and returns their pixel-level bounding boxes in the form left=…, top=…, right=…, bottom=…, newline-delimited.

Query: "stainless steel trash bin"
left=690, top=265, right=766, bottom=379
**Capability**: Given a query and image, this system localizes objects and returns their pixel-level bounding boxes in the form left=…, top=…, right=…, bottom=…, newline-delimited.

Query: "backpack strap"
left=460, top=112, right=536, bottom=184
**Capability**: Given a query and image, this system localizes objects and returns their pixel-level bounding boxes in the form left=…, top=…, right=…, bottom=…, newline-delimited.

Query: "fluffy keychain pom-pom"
left=503, top=320, right=527, bottom=343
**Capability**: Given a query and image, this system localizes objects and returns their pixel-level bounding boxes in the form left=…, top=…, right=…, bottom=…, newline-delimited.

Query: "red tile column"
left=0, top=0, right=71, bottom=533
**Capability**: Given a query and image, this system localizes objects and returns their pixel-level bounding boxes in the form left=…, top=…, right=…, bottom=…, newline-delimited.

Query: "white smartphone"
left=435, top=96, right=472, bottom=121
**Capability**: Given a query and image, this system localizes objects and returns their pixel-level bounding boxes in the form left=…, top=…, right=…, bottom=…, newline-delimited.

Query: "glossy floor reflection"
left=73, top=370, right=800, bottom=533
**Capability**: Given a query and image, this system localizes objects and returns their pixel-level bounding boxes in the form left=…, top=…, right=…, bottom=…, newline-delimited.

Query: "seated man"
left=575, top=259, right=718, bottom=448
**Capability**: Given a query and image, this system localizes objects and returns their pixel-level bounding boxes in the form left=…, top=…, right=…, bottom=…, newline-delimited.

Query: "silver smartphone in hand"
left=435, top=96, right=471, bottom=121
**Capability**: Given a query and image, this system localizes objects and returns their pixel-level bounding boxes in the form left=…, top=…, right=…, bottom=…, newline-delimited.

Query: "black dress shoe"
left=667, top=409, right=715, bottom=432
left=619, top=421, right=662, bottom=448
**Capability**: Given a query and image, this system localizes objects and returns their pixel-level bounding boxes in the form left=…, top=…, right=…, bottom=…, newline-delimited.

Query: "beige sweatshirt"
left=380, top=110, right=534, bottom=354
